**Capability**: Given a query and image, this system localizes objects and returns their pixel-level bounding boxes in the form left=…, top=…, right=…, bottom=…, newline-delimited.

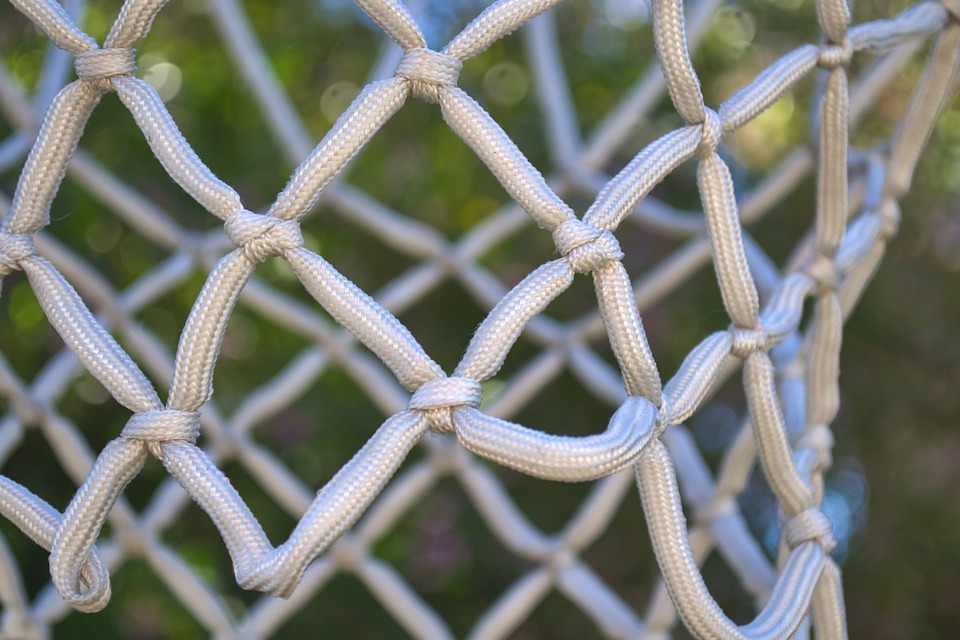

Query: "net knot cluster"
left=0, top=0, right=957, bottom=637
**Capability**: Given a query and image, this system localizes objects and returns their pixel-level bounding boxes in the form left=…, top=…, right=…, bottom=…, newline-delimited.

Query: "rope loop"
left=695, top=107, right=723, bottom=157
left=0, top=233, right=36, bottom=277
left=409, top=376, right=482, bottom=433
left=552, top=218, right=623, bottom=274
left=395, top=48, right=462, bottom=103
left=783, top=507, right=837, bottom=552
left=818, top=39, right=852, bottom=70
left=49, top=542, right=112, bottom=612
left=75, top=48, right=136, bottom=91
left=224, top=210, right=303, bottom=264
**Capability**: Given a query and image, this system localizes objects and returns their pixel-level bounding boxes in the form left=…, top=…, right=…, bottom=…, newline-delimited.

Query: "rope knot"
left=49, top=541, right=111, bottom=612
left=552, top=218, right=623, bottom=273
left=549, top=548, right=575, bottom=572
left=0, top=233, right=36, bottom=277
left=0, top=611, right=43, bottom=640
left=696, top=107, right=723, bottom=157
left=75, top=48, right=136, bottom=91
left=224, top=210, right=303, bottom=263
left=797, top=423, right=835, bottom=470
left=877, top=199, right=901, bottom=239
left=730, top=326, right=768, bottom=359
left=409, top=376, right=482, bottom=433
left=784, top=507, right=837, bottom=552
left=805, top=255, right=840, bottom=294
left=121, top=410, right=200, bottom=459
left=395, top=48, right=462, bottom=103
left=695, top=496, right=737, bottom=524
left=818, top=39, right=852, bottom=70
left=331, top=535, right=365, bottom=570
left=654, top=397, right=670, bottom=436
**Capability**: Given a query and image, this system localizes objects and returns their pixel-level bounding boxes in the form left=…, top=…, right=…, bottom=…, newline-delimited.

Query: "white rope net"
left=0, top=0, right=956, bottom=637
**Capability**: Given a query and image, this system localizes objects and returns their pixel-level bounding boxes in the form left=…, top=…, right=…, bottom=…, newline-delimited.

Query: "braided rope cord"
left=0, top=0, right=957, bottom=637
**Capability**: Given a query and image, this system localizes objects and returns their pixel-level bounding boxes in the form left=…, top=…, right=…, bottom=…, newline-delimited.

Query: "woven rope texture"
left=0, top=0, right=958, bottom=637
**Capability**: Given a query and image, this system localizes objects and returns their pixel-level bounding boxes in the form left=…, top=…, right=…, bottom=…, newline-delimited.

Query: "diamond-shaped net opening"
left=0, top=0, right=958, bottom=638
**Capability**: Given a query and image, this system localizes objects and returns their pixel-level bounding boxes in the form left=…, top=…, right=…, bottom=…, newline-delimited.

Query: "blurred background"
left=1, top=0, right=958, bottom=637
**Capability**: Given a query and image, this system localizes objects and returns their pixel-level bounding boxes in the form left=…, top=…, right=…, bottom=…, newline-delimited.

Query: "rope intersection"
left=0, top=0, right=957, bottom=637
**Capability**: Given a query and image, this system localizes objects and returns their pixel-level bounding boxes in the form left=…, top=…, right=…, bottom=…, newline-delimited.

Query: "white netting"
left=0, top=0, right=956, bottom=637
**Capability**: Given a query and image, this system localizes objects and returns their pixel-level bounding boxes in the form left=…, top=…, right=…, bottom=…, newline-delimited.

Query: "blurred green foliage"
left=1, top=0, right=959, bottom=638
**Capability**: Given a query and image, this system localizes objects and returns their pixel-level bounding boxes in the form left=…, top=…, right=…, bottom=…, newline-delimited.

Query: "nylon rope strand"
left=0, top=0, right=957, bottom=637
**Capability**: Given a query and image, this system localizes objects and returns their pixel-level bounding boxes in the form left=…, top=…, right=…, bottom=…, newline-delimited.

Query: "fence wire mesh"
left=0, top=0, right=957, bottom=637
